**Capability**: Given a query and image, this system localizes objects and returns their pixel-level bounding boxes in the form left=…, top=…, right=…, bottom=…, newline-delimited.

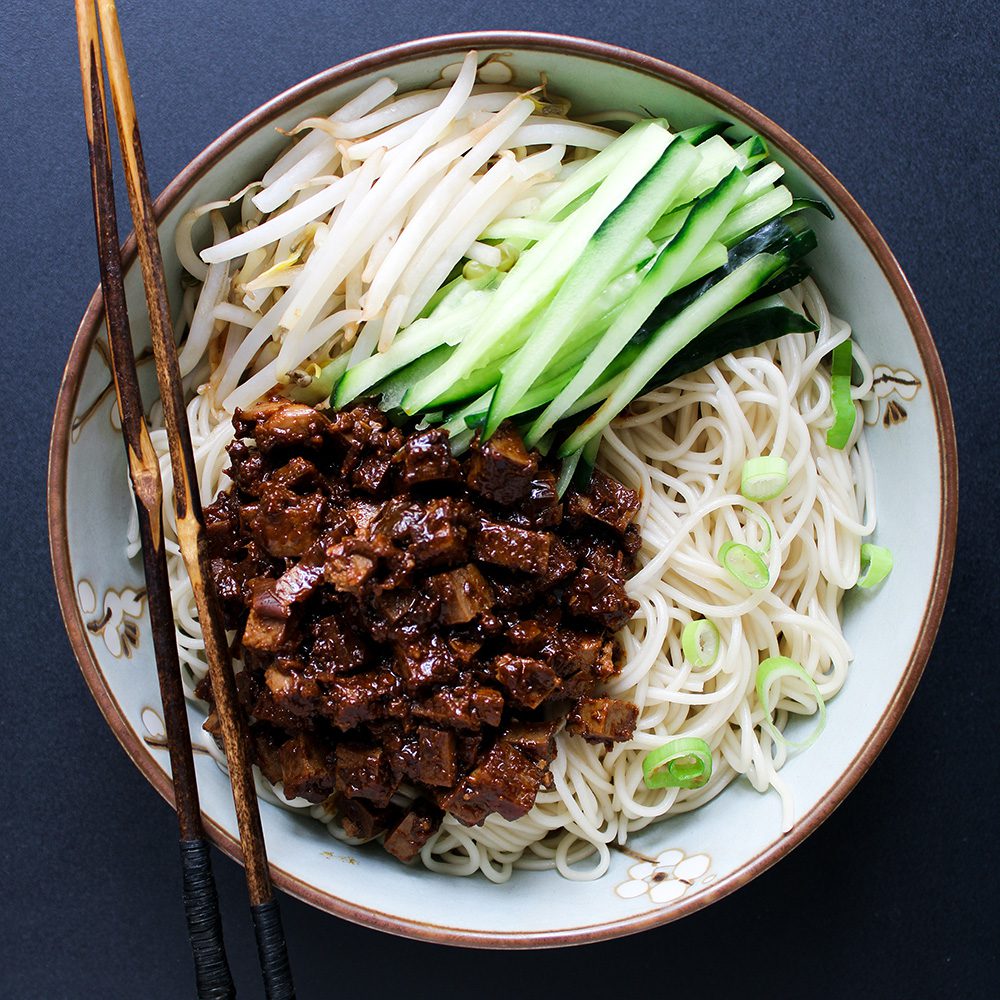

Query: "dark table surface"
left=2, top=1, right=997, bottom=997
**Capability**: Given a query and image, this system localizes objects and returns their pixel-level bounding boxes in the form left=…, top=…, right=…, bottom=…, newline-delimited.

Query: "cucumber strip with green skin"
left=417, top=271, right=472, bottom=319
left=483, top=139, right=701, bottom=437
left=430, top=263, right=646, bottom=407
left=559, top=243, right=817, bottom=436
left=372, top=345, right=454, bottom=411
left=335, top=269, right=499, bottom=405
left=334, top=291, right=490, bottom=405
left=434, top=240, right=727, bottom=425
left=442, top=362, right=579, bottom=436
left=514, top=242, right=726, bottom=416
left=525, top=168, right=748, bottom=447
left=626, top=216, right=817, bottom=352
left=648, top=161, right=783, bottom=244
left=439, top=392, right=490, bottom=437
left=743, top=162, right=784, bottom=198
left=677, top=121, right=731, bottom=144
left=558, top=251, right=796, bottom=455
left=679, top=240, right=729, bottom=284
left=575, top=434, right=602, bottom=489
left=403, top=124, right=675, bottom=414
left=448, top=426, right=475, bottom=455
left=673, top=135, right=741, bottom=204
left=481, top=218, right=554, bottom=242
left=644, top=303, right=818, bottom=389
left=533, top=428, right=557, bottom=456
left=532, top=118, right=670, bottom=222
left=734, top=135, right=768, bottom=168
left=716, top=186, right=793, bottom=245
left=785, top=196, right=835, bottom=220
left=421, top=265, right=501, bottom=318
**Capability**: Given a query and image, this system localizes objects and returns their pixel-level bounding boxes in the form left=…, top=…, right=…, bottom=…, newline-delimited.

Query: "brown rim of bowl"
left=48, top=30, right=958, bottom=949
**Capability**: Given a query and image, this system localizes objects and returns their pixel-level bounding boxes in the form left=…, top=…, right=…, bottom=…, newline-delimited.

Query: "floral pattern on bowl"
left=615, top=849, right=714, bottom=904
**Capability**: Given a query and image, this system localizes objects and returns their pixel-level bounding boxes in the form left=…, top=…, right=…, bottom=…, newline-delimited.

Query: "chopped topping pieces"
left=566, top=469, right=641, bottom=535
left=400, top=429, right=460, bottom=486
left=428, top=564, right=495, bottom=625
left=335, top=743, right=398, bottom=808
left=566, top=697, right=639, bottom=747
left=336, top=796, right=395, bottom=841
left=202, top=403, right=642, bottom=837
left=466, top=421, right=538, bottom=505
left=309, top=616, right=368, bottom=678
left=474, top=521, right=553, bottom=574
left=383, top=801, right=442, bottom=862
left=565, top=568, right=639, bottom=629
left=492, top=654, right=560, bottom=709
left=414, top=726, right=458, bottom=787
left=442, top=741, right=545, bottom=826
left=253, top=401, right=332, bottom=453
left=278, top=731, right=336, bottom=803
left=252, top=487, right=326, bottom=558
left=324, top=538, right=377, bottom=595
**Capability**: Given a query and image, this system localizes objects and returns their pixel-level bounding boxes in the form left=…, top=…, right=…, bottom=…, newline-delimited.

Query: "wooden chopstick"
left=74, top=4, right=235, bottom=999
left=79, top=2, right=295, bottom=997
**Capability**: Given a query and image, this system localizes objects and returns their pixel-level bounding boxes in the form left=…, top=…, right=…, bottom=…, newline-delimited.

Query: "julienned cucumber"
left=647, top=301, right=817, bottom=388
left=401, top=123, right=675, bottom=414
left=334, top=291, right=490, bottom=405
left=483, top=138, right=700, bottom=437
left=437, top=240, right=729, bottom=422
left=715, top=186, right=793, bottom=245
left=524, top=167, right=749, bottom=447
left=418, top=263, right=648, bottom=408
left=372, top=345, right=453, bottom=413
left=532, top=118, right=669, bottom=222
left=324, top=117, right=826, bottom=466
left=558, top=251, right=797, bottom=455
left=676, top=121, right=731, bottom=144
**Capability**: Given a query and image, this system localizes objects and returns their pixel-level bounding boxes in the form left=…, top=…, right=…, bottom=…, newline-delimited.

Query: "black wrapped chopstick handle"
left=251, top=899, right=296, bottom=1000
left=180, top=839, right=236, bottom=999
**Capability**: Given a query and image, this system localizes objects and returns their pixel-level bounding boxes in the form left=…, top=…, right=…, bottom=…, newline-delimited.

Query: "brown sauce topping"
left=200, top=400, right=641, bottom=863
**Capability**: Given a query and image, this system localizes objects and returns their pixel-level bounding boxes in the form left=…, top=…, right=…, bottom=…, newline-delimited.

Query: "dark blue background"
left=2, top=1, right=997, bottom=997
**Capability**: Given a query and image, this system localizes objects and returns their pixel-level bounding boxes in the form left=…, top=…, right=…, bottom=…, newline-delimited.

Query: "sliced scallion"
left=826, top=338, right=856, bottom=449
left=642, top=737, right=713, bottom=789
left=857, top=543, right=893, bottom=588
left=741, top=455, right=789, bottom=501
left=755, top=656, right=827, bottom=750
left=740, top=507, right=773, bottom=554
left=681, top=619, right=720, bottom=669
left=718, top=541, right=770, bottom=590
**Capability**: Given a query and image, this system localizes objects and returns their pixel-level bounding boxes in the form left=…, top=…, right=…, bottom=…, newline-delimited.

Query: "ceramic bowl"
left=49, top=32, right=958, bottom=947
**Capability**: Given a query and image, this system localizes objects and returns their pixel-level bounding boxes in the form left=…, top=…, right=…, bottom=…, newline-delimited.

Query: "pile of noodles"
left=129, top=56, right=876, bottom=882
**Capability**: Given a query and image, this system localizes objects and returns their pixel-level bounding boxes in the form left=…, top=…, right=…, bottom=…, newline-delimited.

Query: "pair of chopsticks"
left=74, top=2, right=295, bottom=997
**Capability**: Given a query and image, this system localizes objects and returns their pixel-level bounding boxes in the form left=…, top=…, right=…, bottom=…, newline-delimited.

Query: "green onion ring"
left=642, top=737, right=714, bottom=789
left=741, top=455, right=789, bottom=502
left=740, top=506, right=773, bottom=554
left=755, top=656, right=827, bottom=750
left=681, top=619, right=720, bottom=669
left=717, top=540, right=770, bottom=589
left=826, top=338, right=856, bottom=449
left=857, top=543, right=893, bottom=588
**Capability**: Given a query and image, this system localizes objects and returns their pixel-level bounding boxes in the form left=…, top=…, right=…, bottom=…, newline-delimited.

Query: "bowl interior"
left=52, top=36, right=954, bottom=947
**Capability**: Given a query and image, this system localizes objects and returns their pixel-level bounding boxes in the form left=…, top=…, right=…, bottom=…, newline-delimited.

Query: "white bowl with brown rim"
left=48, top=31, right=958, bottom=947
